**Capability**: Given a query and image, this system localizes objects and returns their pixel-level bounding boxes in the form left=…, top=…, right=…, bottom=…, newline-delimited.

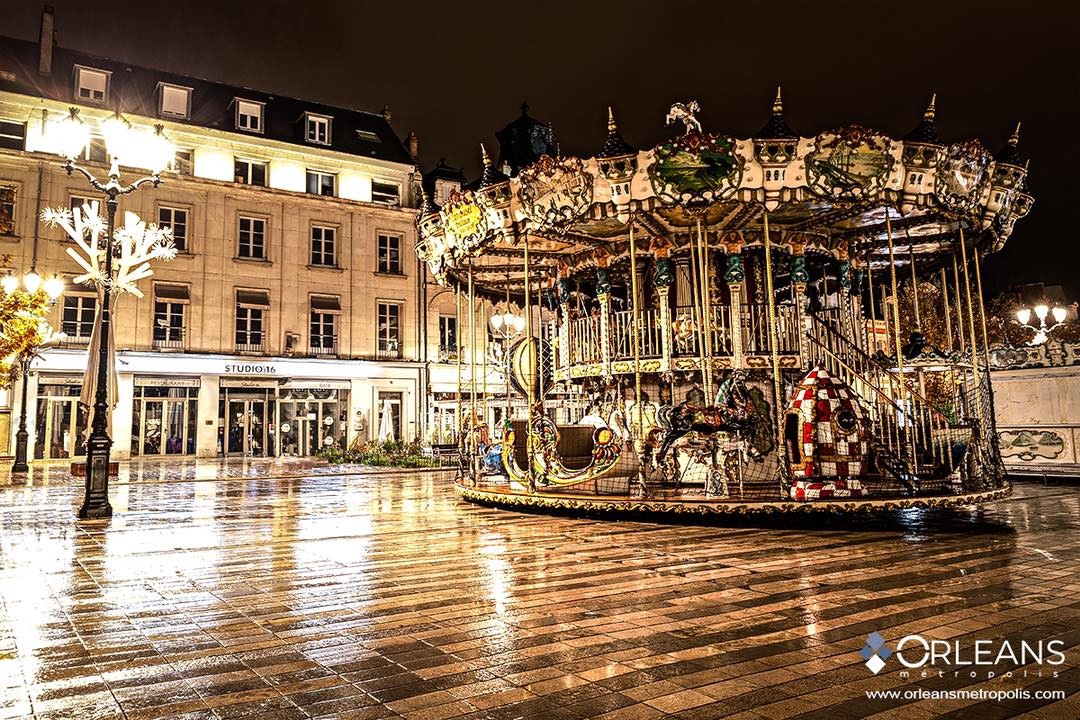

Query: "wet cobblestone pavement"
left=0, top=465, right=1078, bottom=719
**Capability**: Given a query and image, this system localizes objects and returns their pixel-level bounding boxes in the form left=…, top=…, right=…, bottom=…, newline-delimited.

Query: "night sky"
left=6, top=0, right=1077, bottom=299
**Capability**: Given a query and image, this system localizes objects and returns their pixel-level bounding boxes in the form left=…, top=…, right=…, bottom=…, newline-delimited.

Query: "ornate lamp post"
left=488, top=308, right=525, bottom=429
left=1016, top=304, right=1067, bottom=346
left=6, top=271, right=65, bottom=473
left=50, top=108, right=174, bottom=519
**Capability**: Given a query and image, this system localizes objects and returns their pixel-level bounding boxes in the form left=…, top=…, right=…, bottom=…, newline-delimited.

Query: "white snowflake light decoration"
left=42, top=204, right=176, bottom=298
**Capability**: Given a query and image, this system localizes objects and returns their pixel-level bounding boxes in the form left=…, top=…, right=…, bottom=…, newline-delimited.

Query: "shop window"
left=376, top=391, right=403, bottom=442
left=130, top=383, right=198, bottom=456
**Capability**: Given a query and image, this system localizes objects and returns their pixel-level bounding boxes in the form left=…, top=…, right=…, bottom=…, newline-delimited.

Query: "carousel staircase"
left=804, top=315, right=966, bottom=492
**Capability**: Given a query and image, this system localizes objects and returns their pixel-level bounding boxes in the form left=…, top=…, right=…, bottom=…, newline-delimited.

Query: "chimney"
left=406, top=131, right=419, bottom=161
left=38, top=6, right=55, bottom=76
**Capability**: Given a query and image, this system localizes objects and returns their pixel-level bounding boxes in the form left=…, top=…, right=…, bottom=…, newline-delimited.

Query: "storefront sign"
left=41, top=374, right=84, bottom=386
left=134, top=376, right=201, bottom=388
left=281, top=379, right=350, bottom=390
left=223, top=362, right=279, bottom=375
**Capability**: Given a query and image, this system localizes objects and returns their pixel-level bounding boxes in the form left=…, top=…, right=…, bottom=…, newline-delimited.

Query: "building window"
left=153, top=284, right=188, bottom=349
left=158, top=83, right=191, bottom=119
left=234, top=158, right=266, bottom=186
left=305, top=114, right=331, bottom=145
left=158, top=206, right=188, bottom=252
left=377, top=233, right=401, bottom=274
left=377, top=302, right=401, bottom=359
left=306, top=170, right=335, bottom=197
left=74, top=66, right=110, bottom=104
left=376, top=391, right=402, bottom=441
left=69, top=195, right=97, bottom=218
left=371, top=181, right=400, bottom=206
left=310, top=225, right=336, bottom=267
left=171, top=148, right=193, bottom=175
left=439, top=315, right=457, bottom=361
left=238, top=216, right=266, bottom=259
left=0, top=120, right=26, bottom=151
left=78, top=136, right=106, bottom=164
left=0, top=185, right=14, bottom=236
left=235, top=99, right=263, bottom=133
left=310, top=296, right=340, bottom=355
left=356, top=129, right=381, bottom=143
left=235, top=290, right=269, bottom=351
left=61, top=295, right=96, bottom=342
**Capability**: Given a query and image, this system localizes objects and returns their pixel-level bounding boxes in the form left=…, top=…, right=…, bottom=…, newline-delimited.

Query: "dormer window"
left=356, top=129, right=381, bottom=143
left=235, top=99, right=264, bottom=133
left=158, top=83, right=191, bottom=119
left=74, top=66, right=110, bottom=104
left=305, top=113, right=331, bottom=145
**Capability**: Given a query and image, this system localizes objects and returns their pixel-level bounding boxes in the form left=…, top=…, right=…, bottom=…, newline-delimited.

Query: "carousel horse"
left=665, top=100, right=702, bottom=135
left=653, top=372, right=772, bottom=463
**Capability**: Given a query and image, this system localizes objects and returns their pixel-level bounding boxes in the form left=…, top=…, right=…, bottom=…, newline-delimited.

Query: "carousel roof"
left=418, top=94, right=1033, bottom=296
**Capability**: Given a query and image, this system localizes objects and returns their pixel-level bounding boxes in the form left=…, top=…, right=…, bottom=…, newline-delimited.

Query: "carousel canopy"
left=417, top=92, right=1032, bottom=295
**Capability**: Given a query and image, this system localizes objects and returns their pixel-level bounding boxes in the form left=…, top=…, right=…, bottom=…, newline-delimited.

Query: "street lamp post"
left=6, top=271, right=65, bottom=473
left=1015, top=304, right=1067, bottom=346
left=51, top=108, right=174, bottom=519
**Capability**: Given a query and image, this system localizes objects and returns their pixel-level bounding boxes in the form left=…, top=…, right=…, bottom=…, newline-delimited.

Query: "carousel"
left=417, top=91, right=1032, bottom=515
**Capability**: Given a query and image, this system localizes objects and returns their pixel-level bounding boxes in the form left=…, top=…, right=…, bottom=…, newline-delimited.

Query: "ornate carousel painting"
left=418, top=91, right=1032, bottom=515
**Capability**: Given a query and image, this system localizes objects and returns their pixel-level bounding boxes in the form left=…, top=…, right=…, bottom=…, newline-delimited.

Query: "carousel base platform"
left=455, top=482, right=1012, bottom=516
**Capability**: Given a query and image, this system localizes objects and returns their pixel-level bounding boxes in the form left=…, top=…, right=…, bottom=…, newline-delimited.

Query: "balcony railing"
left=310, top=339, right=338, bottom=356
left=235, top=342, right=264, bottom=354
left=59, top=333, right=91, bottom=348
left=153, top=329, right=185, bottom=351
left=377, top=342, right=402, bottom=360
left=741, top=303, right=800, bottom=355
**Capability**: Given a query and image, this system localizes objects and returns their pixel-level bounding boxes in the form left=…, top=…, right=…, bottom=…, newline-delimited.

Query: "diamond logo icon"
left=865, top=654, right=886, bottom=675
left=860, top=632, right=893, bottom=674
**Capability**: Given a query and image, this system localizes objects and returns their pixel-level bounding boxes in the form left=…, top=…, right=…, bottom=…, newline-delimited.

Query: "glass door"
left=226, top=399, right=268, bottom=456
left=34, top=395, right=88, bottom=460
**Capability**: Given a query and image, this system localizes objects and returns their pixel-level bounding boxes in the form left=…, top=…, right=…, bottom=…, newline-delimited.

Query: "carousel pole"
left=972, top=247, right=993, bottom=370
left=695, top=217, right=714, bottom=400
left=867, top=262, right=878, bottom=353
left=909, top=246, right=921, bottom=329
left=958, top=227, right=986, bottom=480
left=505, top=276, right=512, bottom=427
left=885, top=211, right=916, bottom=467
left=972, top=244, right=1002, bottom=475
left=940, top=266, right=953, bottom=351
left=455, top=282, right=463, bottom=458
left=627, top=219, right=647, bottom=497
left=523, top=231, right=536, bottom=492
left=762, top=211, right=786, bottom=492
left=468, top=261, right=477, bottom=463
left=481, top=300, right=488, bottom=437
left=952, top=253, right=966, bottom=353
left=686, top=222, right=708, bottom=394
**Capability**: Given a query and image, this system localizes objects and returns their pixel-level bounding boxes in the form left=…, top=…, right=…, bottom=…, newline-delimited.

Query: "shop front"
left=34, top=374, right=87, bottom=460
left=131, top=377, right=199, bottom=456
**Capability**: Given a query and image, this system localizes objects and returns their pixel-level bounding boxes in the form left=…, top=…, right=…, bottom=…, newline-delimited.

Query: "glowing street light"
left=1016, top=303, right=1068, bottom=345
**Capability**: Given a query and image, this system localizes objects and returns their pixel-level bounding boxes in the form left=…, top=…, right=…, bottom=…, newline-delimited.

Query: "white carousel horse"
left=666, top=101, right=702, bottom=135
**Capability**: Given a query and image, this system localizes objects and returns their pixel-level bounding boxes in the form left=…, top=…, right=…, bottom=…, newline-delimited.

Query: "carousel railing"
left=670, top=305, right=736, bottom=357
left=742, top=303, right=800, bottom=355
left=610, top=309, right=663, bottom=360
left=806, top=315, right=973, bottom=491
left=569, top=314, right=603, bottom=365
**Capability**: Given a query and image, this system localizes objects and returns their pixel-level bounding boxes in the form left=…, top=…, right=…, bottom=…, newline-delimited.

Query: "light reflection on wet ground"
left=0, top=463, right=1077, bottom=719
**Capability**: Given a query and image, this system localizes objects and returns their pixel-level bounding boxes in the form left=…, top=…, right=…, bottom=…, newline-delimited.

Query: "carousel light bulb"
left=489, top=313, right=504, bottom=334
left=101, top=110, right=133, bottom=164
left=54, top=107, right=90, bottom=161
left=22, top=271, right=41, bottom=294
left=1016, top=308, right=1031, bottom=325
left=1034, top=304, right=1049, bottom=321
left=512, top=315, right=526, bottom=334
left=1052, top=306, right=1067, bottom=324
left=1, top=275, right=19, bottom=294
left=43, top=276, right=64, bottom=299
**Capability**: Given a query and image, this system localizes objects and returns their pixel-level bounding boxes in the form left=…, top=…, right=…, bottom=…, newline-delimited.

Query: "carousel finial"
left=607, top=106, right=617, bottom=133
left=925, top=92, right=937, bottom=120
left=773, top=84, right=783, bottom=114
left=1010, top=121, right=1022, bottom=145
left=480, top=142, right=492, bottom=167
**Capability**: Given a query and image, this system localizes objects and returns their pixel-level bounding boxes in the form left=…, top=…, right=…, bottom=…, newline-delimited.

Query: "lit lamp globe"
left=54, top=108, right=90, bottom=161
left=1016, top=308, right=1032, bottom=325
left=1, top=275, right=19, bottom=294
left=143, top=125, right=176, bottom=176
left=100, top=110, right=133, bottom=164
left=43, top=276, right=64, bottom=299
left=22, top=271, right=41, bottom=294
left=1034, top=304, right=1049, bottom=321
left=489, top=313, right=504, bottom=335
left=1052, top=306, right=1067, bottom=324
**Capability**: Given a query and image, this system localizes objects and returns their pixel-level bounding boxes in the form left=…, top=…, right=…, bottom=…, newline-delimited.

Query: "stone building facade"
left=0, top=10, right=443, bottom=460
